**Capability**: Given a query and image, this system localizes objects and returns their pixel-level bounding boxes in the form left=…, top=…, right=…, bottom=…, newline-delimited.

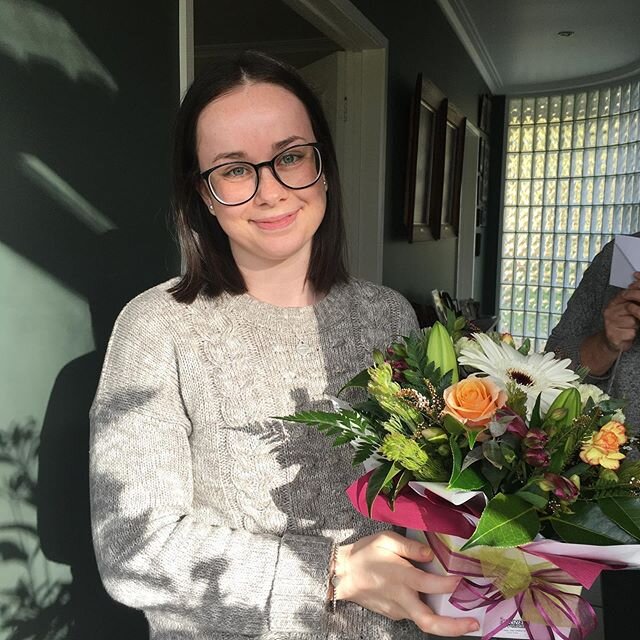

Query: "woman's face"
left=196, top=82, right=327, bottom=273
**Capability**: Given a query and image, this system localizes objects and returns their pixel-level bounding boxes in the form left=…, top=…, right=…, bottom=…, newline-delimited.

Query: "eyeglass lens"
left=208, top=144, right=321, bottom=205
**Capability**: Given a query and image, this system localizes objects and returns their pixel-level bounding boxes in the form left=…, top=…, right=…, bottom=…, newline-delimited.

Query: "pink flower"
left=523, top=448, right=550, bottom=468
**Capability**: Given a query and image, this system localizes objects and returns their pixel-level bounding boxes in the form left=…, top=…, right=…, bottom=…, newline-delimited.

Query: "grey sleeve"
left=89, top=296, right=332, bottom=635
left=545, top=241, right=615, bottom=380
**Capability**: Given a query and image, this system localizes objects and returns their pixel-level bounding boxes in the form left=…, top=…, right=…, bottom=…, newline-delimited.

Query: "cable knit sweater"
left=89, top=277, right=427, bottom=639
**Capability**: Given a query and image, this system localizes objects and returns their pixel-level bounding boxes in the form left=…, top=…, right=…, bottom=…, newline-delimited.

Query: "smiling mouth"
left=252, top=211, right=299, bottom=230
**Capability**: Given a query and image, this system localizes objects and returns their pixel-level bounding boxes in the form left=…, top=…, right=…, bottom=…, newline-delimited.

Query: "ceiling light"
left=557, top=30, right=575, bottom=37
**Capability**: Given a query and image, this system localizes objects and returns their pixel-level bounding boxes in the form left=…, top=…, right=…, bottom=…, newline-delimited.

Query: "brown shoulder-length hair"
left=169, top=50, right=348, bottom=303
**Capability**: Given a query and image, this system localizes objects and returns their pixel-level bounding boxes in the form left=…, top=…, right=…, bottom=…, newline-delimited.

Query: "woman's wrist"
left=328, top=544, right=350, bottom=611
left=580, top=332, right=618, bottom=376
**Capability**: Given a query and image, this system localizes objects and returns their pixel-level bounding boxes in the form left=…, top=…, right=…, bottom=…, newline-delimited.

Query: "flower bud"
left=524, top=448, right=550, bottom=467
left=541, top=473, right=579, bottom=503
left=523, top=428, right=548, bottom=450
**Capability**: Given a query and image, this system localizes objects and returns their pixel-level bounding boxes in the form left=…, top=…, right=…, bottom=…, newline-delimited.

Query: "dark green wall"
left=350, top=0, right=492, bottom=305
left=0, top=2, right=179, bottom=637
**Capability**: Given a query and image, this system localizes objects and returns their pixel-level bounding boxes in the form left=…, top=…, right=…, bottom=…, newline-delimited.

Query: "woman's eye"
left=279, top=153, right=301, bottom=166
left=223, top=165, right=249, bottom=178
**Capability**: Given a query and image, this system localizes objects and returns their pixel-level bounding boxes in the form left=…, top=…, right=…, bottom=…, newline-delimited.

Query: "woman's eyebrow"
left=210, top=136, right=308, bottom=165
left=210, top=150, right=247, bottom=164
left=273, top=135, right=306, bottom=150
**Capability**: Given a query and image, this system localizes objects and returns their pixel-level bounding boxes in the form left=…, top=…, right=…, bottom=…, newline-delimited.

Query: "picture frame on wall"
left=404, top=74, right=466, bottom=242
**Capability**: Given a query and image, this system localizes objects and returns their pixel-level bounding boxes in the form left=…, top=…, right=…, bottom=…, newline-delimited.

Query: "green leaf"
left=448, top=436, right=486, bottom=490
left=517, top=338, right=531, bottom=355
left=482, top=440, right=506, bottom=470
left=443, top=414, right=464, bottom=436
left=515, top=486, right=549, bottom=510
left=461, top=494, right=540, bottom=549
left=366, top=462, right=401, bottom=516
left=338, top=368, right=371, bottom=395
left=390, top=469, right=413, bottom=506
left=467, top=429, right=480, bottom=449
left=530, top=394, right=542, bottom=429
left=598, top=497, right=640, bottom=541
left=481, top=461, right=508, bottom=495
left=550, top=501, right=637, bottom=545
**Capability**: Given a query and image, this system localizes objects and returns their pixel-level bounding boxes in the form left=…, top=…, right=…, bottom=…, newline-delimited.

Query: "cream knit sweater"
left=90, top=277, right=428, bottom=639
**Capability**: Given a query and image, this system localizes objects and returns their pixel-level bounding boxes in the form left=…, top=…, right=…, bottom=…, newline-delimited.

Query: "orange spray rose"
left=443, top=376, right=508, bottom=430
left=579, top=421, right=627, bottom=470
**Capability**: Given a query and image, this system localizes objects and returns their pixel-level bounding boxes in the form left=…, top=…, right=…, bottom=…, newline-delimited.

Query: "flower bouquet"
left=281, top=318, right=640, bottom=639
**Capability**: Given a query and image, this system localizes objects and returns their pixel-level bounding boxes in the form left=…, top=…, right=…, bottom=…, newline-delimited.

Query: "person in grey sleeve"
left=89, top=51, right=479, bottom=640
left=546, top=234, right=640, bottom=428
left=545, top=234, right=640, bottom=639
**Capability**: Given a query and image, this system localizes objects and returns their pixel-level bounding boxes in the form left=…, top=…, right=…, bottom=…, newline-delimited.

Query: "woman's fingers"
left=406, top=594, right=480, bottom=637
left=374, top=531, right=434, bottom=562
left=404, top=566, right=462, bottom=595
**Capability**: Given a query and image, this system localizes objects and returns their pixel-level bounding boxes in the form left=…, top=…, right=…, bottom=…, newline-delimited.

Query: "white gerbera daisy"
left=458, top=333, right=579, bottom=416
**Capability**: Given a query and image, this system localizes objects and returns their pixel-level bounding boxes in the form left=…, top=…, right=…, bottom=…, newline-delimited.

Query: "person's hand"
left=602, top=272, right=640, bottom=352
left=335, top=531, right=480, bottom=637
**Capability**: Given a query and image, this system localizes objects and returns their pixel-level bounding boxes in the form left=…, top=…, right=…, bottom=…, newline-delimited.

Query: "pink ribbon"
left=345, top=472, right=621, bottom=640
left=426, top=531, right=596, bottom=640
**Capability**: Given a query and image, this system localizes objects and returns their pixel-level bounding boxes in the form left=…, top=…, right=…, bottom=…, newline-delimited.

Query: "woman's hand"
left=603, top=273, right=640, bottom=352
left=580, top=273, right=640, bottom=375
left=335, top=531, right=480, bottom=637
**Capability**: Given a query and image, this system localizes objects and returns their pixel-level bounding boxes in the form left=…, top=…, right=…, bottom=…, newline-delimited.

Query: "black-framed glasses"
left=200, top=142, right=323, bottom=207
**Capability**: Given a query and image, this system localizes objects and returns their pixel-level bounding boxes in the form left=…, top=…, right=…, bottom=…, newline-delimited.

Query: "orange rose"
left=443, top=376, right=508, bottom=430
left=580, top=421, right=628, bottom=470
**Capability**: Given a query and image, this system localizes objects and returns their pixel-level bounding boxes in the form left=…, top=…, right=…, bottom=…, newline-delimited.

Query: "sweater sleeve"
left=545, top=241, right=614, bottom=380
left=89, top=293, right=333, bottom=636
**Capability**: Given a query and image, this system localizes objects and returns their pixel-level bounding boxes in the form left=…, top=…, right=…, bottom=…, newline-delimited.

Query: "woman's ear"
left=197, top=181, right=216, bottom=216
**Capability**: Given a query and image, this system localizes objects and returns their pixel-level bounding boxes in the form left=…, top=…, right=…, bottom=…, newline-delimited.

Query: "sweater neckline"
left=196, top=279, right=353, bottom=332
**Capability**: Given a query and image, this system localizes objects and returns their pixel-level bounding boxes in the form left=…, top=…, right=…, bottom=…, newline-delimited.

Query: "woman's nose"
left=253, top=165, right=288, bottom=204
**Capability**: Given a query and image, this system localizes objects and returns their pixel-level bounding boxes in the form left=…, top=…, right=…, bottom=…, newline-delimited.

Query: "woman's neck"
left=235, top=249, right=319, bottom=308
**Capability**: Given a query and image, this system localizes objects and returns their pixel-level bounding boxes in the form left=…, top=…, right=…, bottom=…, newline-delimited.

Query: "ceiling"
left=194, top=0, right=640, bottom=94
left=437, top=0, right=640, bottom=94
left=194, top=0, right=341, bottom=70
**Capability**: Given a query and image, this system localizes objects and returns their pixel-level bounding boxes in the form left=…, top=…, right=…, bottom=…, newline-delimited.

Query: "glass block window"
left=499, top=82, right=640, bottom=351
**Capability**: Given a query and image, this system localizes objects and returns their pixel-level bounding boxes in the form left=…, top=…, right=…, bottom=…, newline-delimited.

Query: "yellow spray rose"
left=579, top=421, right=628, bottom=470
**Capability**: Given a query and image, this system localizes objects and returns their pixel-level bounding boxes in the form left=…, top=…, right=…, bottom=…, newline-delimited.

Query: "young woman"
left=89, top=51, right=479, bottom=639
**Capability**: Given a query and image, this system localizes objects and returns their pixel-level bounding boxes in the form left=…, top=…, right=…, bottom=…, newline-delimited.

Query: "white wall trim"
left=285, top=0, right=388, bottom=283
left=283, top=0, right=387, bottom=50
left=179, top=0, right=194, bottom=99
left=507, top=58, right=640, bottom=96
left=436, top=0, right=502, bottom=93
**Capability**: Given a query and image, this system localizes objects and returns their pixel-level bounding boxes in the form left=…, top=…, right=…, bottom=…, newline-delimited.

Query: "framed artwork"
left=404, top=74, right=466, bottom=242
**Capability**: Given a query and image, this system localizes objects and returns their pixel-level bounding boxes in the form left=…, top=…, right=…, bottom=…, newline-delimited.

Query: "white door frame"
left=178, top=0, right=388, bottom=283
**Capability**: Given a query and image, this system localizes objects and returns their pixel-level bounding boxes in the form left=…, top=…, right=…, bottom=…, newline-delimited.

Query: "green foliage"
left=448, top=437, right=486, bottom=491
left=380, top=433, right=428, bottom=471
left=550, top=501, right=638, bottom=545
left=598, top=497, right=640, bottom=541
left=279, top=410, right=383, bottom=465
left=367, top=364, right=423, bottom=432
left=461, top=494, right=540, bottom=549
left=506, top=384, right=528, bottom=419
left=426, top=322, right=459, bottom=384
left=517, top=338, right=531, bottom=356
left=366, top=461, right=401, bottom=515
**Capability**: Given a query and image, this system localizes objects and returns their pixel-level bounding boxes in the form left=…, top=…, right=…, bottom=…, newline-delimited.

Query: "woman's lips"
left=252, top=210, right=298, bottom=230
